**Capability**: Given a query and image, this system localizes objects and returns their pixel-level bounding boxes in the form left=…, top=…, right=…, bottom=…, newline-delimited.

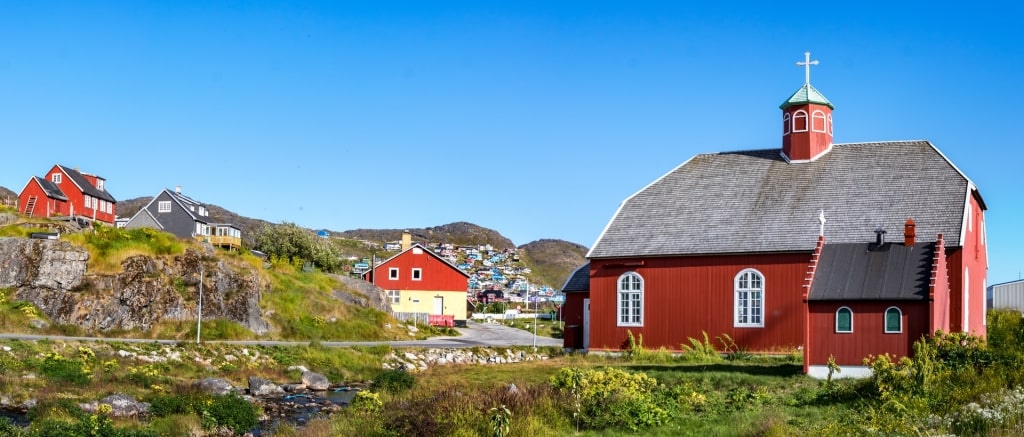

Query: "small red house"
left=569, top=53, right=987, bottom=378
left=18, top=164, right=117, bottom=224
left=363, top=233, right=471, bottom=327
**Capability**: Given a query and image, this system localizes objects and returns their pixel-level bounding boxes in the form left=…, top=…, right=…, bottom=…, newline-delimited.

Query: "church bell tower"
left=781, top=52, right=834, bottom=163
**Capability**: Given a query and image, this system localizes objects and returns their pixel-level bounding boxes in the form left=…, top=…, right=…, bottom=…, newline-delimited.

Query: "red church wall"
left=946, top=194, right=988, bottom=337
left=588, top=253, right=811, bottom=353
left=371, top=247, right=469, bottom=292
left=806, top=301, right=929, bottom=367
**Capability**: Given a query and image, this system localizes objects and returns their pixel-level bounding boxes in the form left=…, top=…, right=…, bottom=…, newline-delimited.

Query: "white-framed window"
left=107, top=202, right=113, bottom=213
left=827, top=113, right=833, bottom=135
left=85, top=196, right=92, bottom=208
left=51, top=173, right=61, bottom=184
left=617, top=272, right=643, bottom=327
left=783, top=112, right=791, bottom=135
left=964, top=267, right=970, bottom=331
left=735, top=269, right=765, bottom=327
left=811, top=110, right=827, bottom=132
left=96, top=179, right=104, bottom=190
left=389, top=268, right=399, bottom=280
left=884, top=307, right=903, bottom=333
left=387, top=290, right=400, bottom=305
left=99, top=200, right=106, bottom=211
left=792, top=110, right=809, bottom=132
left=412, top=268, right=422, bottom=281
left=158, top=201, right=171, bottom=213
left=835, top=307, right=853, bottom=333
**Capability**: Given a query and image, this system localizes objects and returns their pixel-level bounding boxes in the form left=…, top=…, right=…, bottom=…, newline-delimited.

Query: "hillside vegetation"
left=336, top=221, right=515, bottom=250
left=518, top=239, right=588, bottom=289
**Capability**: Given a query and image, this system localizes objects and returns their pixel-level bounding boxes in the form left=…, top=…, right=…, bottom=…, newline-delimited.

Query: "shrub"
left=39, top=352, right=92, bottom=386
left=550, top=366, right=672, bottom=431
left=201, top=393, right=260, bottom=435
left=371, top=368, right=416, bottom=393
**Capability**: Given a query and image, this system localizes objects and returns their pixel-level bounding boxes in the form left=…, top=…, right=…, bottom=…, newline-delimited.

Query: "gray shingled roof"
left=808, top=242, right=934, bottom=301
left=33, top=177, right=68, bottom=201
left=57, top=165, right=116, bottom=203
left=561, top=262, right=590, bottom=293
left=588, top=141, right=974, bottom=258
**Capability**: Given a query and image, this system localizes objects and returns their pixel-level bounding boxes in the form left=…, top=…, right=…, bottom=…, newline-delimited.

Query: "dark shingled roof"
left=57, top=165, right=116, bottom=203
left=588, top=141, right=975, bottom=259
left=561, top=263, right=590, bottom=293
left=33, top=177, right=68, bottom=201
left=808, top=242, right=934, bottom=301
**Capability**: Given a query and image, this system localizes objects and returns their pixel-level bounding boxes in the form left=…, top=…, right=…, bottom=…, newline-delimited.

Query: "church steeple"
left=781, top=52, right=834, bottom=163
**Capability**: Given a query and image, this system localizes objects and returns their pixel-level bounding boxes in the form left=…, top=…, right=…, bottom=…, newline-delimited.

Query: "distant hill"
left=0, top=186, right=17, bottom=207
left=518, top=239, right=589, bottom=290
left=336, top=222, right=516, bottom=250
left=117, top=196, right=273, bottom=248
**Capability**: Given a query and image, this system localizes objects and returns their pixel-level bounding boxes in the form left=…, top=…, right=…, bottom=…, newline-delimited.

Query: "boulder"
left=248, top=376, right=285, bottom=396
left=80, top=394, right=149, bottom=417
left=301, top=371, right=330, bottom=391
left=193, top=377, right=235, bottom=395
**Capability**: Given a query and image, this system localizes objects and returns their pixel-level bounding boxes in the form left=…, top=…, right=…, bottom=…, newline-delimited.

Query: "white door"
left=582, top=298, right=591, bottom=350
left=433, top=296, right=444, bottom=315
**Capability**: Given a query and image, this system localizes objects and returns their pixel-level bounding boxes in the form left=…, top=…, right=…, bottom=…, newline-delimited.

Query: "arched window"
left=835, top=307, right=853, bottom=333
left=884, top=307, right=902, bottom=333
left=827, top=113, right=833, bottom=135
left=782, top=113, right=791, bottom=135
left=811, top=110, right=827, bottom=132
left=792, top=110, right=808, bottom=132
left=617, top=272, right=643, bottom=327
left=735, top=269, right=764, bottom=327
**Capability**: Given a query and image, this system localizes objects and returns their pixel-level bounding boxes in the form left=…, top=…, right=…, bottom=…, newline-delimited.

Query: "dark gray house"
left=124, top=187, right=241, bottom=249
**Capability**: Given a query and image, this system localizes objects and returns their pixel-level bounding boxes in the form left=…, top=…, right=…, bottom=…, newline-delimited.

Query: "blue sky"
left=1, top=2, right=1022, bottom=283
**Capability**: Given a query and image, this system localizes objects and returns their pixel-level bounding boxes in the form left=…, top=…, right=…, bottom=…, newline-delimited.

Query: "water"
left=254, top=387, right=358, bottom=435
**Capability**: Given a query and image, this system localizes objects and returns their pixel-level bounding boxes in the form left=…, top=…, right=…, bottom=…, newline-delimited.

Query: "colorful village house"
left=363, top=231, right=471, bottom=327
left=18, top=164, right=117, bottom=224
left=563, top=53, right=988, bottom=378
left=122, top=186, right=242, bottom=250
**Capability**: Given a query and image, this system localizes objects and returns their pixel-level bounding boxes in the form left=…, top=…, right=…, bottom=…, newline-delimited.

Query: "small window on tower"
left=811, top=110, right=826, bottom=132
left=793, top=110, right=808, bottom=132
left=782, top=113, right=791, bottom=135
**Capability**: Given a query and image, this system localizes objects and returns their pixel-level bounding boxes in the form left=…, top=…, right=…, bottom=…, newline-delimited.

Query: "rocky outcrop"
left=248, top=376, right=285, bottom=396
left=79, top=394, right=150, bottom=418
left=0, top=238, right=269, bottom=335
left=331, top=274, right=392, bottom=314
left=301, top=371, right=331, bottom=391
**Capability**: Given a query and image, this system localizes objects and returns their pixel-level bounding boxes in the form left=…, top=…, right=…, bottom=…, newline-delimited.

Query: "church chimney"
left=781, top=52, right=834, bottom=163
left=401, top=230, right=412, bottom=251
left=874, top=227, right=887, bottom=246
left=904, top=218, right=917, bottom=246
left=175, top=186, right=182, bottom=194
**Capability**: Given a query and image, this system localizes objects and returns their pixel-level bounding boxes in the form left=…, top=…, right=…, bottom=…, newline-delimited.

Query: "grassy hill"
left=335, top=221, right=515, bottom=250
left=518, top=239, right=588, bottom=289
left=0, top=186, right=17, bottom=208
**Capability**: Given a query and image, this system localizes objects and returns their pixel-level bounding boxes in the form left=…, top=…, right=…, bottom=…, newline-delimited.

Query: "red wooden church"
left=562, top=53, right=988, bottom=377
left=18, top=164, right=118, bottom=224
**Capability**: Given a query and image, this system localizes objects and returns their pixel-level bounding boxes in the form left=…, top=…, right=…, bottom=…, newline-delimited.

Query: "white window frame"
left=158, top=201, right=171, bottom=213
left=811, top=110, right=827, bottom=132
left=412, top=268, right=422, bottom=281
left=616, top=271, right=643, bottom=327
left=387, top=290, right=400, bottom=305
left=827, top=113, right=833, bottom=135
left=734, top=268, right=765, bottom=328
left=51, top=173, right=61, bottom=184
left=884, top=307, right=903, bottom=333
left=389, top=267, right=399, bottom=280
left=792, top=110, right=809, bottom=132
left=96, top=179, right=104, bottom=190
left=782, top=112, right=791, bottom=135
left=964, top=267, right=970, bottom=332
left=835, top=306, right=853, bottom=333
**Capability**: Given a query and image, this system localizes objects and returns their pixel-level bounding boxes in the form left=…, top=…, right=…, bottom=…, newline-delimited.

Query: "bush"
left=550, top=366, right=672, bottom=431
left=39, top=352, right=92, bottom=386
left=371, top=368, right=416, bottom=393
left=201, top=393, right=260, bottom=435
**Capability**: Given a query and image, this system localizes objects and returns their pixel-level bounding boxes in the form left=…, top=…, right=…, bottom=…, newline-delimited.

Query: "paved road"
left=0, top=320, right=563, bottom=349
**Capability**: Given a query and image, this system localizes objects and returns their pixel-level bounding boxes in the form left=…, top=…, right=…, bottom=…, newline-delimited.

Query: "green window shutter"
left=836, top=308, right=852, bottom=332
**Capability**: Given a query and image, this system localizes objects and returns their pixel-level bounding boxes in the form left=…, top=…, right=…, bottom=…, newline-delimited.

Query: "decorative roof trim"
left=374, top=243, right=471, bottom=279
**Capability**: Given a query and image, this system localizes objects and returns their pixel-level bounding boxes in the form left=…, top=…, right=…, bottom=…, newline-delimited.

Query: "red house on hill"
left=564, top=53, right=987, bottom=377
left=363, top=233, right=471, bottom=327
left=18, top=164, right=117, bottom=224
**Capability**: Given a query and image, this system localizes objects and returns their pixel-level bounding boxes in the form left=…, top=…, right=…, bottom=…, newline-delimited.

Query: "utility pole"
left=196, top=264, right=203, bottom=344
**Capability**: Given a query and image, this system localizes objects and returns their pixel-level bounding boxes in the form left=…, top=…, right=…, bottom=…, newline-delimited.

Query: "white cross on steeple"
left=796, top=51, right=819, bottom=85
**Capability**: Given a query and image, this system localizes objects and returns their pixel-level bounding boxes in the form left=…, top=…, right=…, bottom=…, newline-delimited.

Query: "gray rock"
left=281, top=383, right=307, bottom=393
left=248, top=376, right=285, bottom=396
left=28, top=319, right=49, bottom=329
left=193, top=377, right=235, bottom=395
left=301, top=371, right=331, bottom=391
left=80, top=394, right=149, bottom=417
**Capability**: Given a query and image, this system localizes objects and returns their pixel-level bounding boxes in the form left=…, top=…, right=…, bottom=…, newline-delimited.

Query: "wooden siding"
left=588, top=253, right=812, bottom=353
left=806, top=301, right=929, bottom=367
left=372, top=246, right=469, bottom=293
left=945, top=194, right=988, bottom=336
left=19, top=179, right=69, bottom=218
left=562, top=291, right=589, bottom=348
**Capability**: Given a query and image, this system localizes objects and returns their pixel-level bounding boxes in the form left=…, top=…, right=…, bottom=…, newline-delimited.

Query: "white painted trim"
left=782, top=112, right=791, bottom=135
left=586, top=154, right=700, bottom=258
left=734, top=268, right=765, bottom=328
left=811, top=110, right=827, bottom=133
left=388, top=267, right=399, bottom=280
left=884, top=306, right=903, bottom=333
left=835, top=306, right=853, bottom=333
left=412, top=268, right=423, bottom=281
left=792, top=109, right=809, bottom=132
left=964, top=267, right=970, bottom=332
left=807, top=365, right=873, bottom=379
left=616, top=271, right=644, bottom=327
left=779, top=143, right=834, bottom=164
